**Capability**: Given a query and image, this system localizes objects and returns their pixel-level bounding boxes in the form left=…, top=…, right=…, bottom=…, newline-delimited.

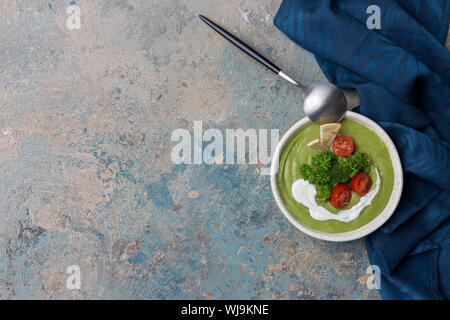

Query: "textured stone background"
left=0, top=0, right=384, bottom=299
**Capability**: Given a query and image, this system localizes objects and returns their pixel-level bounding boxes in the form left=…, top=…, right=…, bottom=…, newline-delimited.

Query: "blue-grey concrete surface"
left=0, top=0, right=381, bottom=299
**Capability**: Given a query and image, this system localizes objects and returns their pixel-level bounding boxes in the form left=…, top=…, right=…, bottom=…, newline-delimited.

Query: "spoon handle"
left=199, top=15, right=280, bottom=73
left=199, top=15, right=303, bottom=87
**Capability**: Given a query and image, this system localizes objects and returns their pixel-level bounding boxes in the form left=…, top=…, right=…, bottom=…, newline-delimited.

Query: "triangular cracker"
left=307, top=139, right=328, bottom=152
left=320, top=123, right=341, bottom=147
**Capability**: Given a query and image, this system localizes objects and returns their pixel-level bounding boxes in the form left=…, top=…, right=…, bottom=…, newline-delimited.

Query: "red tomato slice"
left=332, top=135, right=354, bottom=157
left=330, top=184, right=351, bottom=209
left=350, top=172, right=372, bottom=196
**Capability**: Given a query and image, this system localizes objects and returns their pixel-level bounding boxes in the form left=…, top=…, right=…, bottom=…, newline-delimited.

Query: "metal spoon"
left=199, top=15, right=347, bottom=124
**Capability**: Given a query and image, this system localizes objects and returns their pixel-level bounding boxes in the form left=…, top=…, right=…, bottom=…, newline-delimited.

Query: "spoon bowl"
left=302, top=82, right=347, bottom=124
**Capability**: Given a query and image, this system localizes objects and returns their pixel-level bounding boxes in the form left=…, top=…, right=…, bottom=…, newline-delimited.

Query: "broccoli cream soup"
left=276, top=119, right=394, bottom=233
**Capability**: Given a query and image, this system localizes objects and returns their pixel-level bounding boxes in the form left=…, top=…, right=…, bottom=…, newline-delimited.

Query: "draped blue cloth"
left=274, top=0, right=450, bottom=299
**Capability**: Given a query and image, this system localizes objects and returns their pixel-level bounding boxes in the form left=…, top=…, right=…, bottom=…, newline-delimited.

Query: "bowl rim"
left=270, top=111, right=403, bottom=242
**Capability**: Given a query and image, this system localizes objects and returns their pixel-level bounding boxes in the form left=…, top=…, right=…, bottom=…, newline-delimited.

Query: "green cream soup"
left=277, top=119, right=394, bottom=233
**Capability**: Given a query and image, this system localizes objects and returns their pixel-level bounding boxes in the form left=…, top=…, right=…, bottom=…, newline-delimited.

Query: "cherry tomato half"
left=330, top=184, right=351, bottom=209
left=350, top=172, right=372, bottom=196
left=332, top=135, right=354, bottom=157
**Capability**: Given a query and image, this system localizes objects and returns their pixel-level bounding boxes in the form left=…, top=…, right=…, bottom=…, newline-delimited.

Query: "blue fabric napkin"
left=274, top=0, right=450, bottom=299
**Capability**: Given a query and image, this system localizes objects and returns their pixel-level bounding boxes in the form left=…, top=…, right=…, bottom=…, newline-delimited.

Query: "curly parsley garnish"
left=300, top=151, right=371, bottom=202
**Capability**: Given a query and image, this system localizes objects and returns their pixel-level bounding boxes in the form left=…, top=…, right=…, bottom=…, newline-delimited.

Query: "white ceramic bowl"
left=270, top=111, right=403, bottom=242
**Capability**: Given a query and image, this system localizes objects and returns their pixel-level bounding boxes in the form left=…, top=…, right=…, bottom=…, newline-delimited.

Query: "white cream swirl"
left=291, top=169, right=380, bottom=223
